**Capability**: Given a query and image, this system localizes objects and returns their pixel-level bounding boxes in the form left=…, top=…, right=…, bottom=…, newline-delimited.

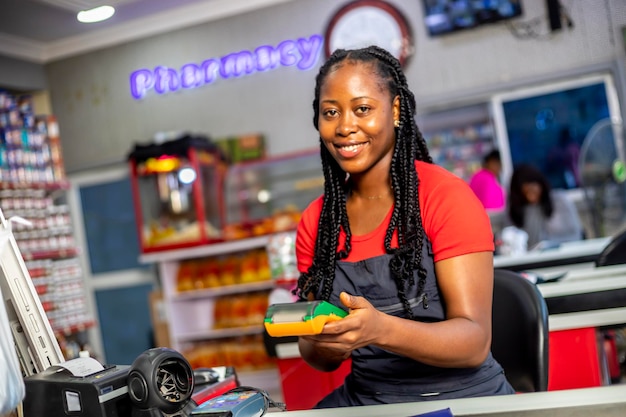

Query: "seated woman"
left=507, top=163, right=584, bottom=250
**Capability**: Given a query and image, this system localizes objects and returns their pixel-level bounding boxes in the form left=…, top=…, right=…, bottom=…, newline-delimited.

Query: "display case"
left=128, top=135, right=227, bottom=253
left=223, top=149, right=324, bottom=239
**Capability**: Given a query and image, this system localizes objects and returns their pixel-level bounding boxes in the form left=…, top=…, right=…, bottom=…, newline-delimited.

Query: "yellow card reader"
left=264, top=301, right=347, bottom=337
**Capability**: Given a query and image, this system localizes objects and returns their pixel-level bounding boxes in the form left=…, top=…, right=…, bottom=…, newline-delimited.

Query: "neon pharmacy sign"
left=130, top=34, right=323, bottom=99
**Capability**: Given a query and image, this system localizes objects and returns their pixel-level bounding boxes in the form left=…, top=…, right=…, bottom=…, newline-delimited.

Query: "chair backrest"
left=596, top=229, right=626, bottom=267
left=491, top=269, right=550, bottom=392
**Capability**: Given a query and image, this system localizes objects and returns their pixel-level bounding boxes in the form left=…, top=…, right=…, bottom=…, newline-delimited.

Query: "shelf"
left=173, top=281, right=276, bottom=301
left=177, top=325, right=265, bottom=342
left=54, top=320, right=96, bottom=336
left=0, top=180, right=70, bottom=191
left=21, top=247, right=79, bottom=261
left=139, top=235, right=271, bottom=263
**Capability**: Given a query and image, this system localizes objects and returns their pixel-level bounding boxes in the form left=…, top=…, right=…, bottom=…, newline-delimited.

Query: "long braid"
left=296, top=50, right=351, bottom=300
left=296, top=46, right=432, bottom=319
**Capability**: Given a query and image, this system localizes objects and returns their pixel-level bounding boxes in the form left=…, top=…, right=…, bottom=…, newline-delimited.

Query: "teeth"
left=340, top=143, right=363, bottom=153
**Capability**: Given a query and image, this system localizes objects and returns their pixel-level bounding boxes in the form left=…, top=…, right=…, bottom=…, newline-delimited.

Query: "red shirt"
left=296, top=161, right=494, bottom=272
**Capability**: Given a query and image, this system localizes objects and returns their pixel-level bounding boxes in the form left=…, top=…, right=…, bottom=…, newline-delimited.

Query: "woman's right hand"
left=298, top=292, right=385, bottom=371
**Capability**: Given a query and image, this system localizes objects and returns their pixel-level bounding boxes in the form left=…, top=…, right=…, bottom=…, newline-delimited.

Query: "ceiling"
left=0, top=0, right=294, bottom=63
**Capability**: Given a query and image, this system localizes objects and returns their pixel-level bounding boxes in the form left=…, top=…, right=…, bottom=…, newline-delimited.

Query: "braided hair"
left=296, top=46, right=433, bottom=318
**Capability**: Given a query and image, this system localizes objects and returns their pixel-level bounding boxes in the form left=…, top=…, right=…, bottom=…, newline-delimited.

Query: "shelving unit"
left=0, top=91, right=94, bottom=359
left=136, top=151, right=320, bottom=401
left=145, top=235, right=284, bottom=395
left=418, top=103, right=496, bottom=182
left=140, top=235, right=271, bottom=264
left=146, top=236, right=270, bottom=349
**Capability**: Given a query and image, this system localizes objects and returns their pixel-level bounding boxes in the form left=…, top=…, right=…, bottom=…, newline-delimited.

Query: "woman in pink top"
left=469, top=150, right=505, bottom=211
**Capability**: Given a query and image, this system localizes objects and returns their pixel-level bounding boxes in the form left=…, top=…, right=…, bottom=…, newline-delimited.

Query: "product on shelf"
left=220, top=256, right=239, bottom=286
left=255, top=249, right=272, bottom=282
left=200, top=258, right=221, bottom=288
left=175, top=249, right=272, bottom=293
left=0, top=93, right=66, bottom=185
left=213, top=291, right=270, bottom=330
left=214, top=134, right=265, bottom=164
left=183, top=334, right=274, bottom=371
left=266, top=231, right=298, bottom=282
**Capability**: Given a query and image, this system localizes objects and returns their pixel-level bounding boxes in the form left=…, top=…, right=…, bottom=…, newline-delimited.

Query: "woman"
left=469, top=149, right=506, bottom=211
left=507, top=163, right=583, bottom=249
left=295, top=46, right=514, bottom=408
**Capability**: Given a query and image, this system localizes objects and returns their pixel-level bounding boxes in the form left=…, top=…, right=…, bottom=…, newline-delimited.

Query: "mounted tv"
left=491, top=73, right=621, bottom=191
left=422, top=0, right=523, bottom=37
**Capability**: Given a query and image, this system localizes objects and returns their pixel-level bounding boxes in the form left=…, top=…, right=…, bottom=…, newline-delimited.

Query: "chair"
left=596, top=229, right=626, bottom=267
left=594, top=229, right=626, bottom=383
left=491, top=269, right=550, bottom=392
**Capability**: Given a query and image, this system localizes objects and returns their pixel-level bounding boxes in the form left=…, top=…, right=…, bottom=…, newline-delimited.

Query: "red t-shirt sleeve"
left=295, top=196, right=323, bottom=273
left=418, top=162, right=494, bottom=262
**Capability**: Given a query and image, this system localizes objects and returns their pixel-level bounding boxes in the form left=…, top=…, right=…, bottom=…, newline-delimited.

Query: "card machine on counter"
left=263, top=300, right=347, bottom=337
left=190, top=390, right=266, bottom=417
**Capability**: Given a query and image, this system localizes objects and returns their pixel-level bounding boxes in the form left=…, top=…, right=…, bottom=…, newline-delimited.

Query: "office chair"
left=491, top=269, right=550, bottom=392
left=595, top=229, right=626, bottom=267
left=594, top=228, right=626, bottom=382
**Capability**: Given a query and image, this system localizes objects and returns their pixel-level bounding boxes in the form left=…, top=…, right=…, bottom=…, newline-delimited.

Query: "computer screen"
left=421, top=0, right=522, bottom=37
left=0, top=208, right=64, bottom=376
left=491, top=73, right=622, bottom=190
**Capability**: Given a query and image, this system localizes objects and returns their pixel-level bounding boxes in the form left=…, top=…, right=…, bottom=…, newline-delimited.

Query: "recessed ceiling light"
left=77, top=5, right=115, bottom=23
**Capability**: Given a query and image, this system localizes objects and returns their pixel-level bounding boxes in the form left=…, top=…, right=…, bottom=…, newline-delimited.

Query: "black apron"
left=314, top=240, right=515, bottom=408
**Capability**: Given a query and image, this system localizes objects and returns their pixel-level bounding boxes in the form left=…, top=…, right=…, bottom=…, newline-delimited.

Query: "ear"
left=392, top=95, right=400, bottom=125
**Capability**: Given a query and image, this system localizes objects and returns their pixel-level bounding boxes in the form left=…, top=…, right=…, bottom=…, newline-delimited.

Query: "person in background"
left=469, top=149, right=506, bottom=211
left=507, top=163, right=584, bottom=250
left=546, top=128, right=581, bottom=189
left=295, top=45, right=515, bottom=408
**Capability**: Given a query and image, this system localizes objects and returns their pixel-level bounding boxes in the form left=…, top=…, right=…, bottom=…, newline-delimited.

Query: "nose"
left=336, top=113, right=356, bottom=137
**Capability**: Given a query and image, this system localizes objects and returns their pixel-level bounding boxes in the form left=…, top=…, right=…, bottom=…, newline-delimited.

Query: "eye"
left=355, top=105, right=370, bottom=115
left=322, top=108, right=338, bottom=118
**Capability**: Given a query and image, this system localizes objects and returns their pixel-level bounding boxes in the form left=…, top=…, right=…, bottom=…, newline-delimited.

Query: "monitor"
left=491, top=73, right=622, bottom=191
left=421, top=0, right=523, bottom=37
left=0, top=208, right=64, bottom=376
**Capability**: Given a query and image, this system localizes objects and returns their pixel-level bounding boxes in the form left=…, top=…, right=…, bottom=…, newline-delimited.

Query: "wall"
left=0, top=55, right=46, bottom=91
left=41, top=0, right=626, bottom=173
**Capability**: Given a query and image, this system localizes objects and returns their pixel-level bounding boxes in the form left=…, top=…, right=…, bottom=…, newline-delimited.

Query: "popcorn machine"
left=128, top=134, right=227, bottom=253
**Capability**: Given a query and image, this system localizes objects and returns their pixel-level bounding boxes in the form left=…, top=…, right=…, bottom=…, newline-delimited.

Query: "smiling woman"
left=293, top=45, right=516, bottom=408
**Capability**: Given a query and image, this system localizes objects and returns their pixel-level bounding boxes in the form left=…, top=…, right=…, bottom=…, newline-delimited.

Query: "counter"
left=535, top=264, right=626, bottom=390
left=268, top=263, right=626, bottom=405
left=269, top=384, right=626, bottom=416
left=493, top=237, right=610, bottom=272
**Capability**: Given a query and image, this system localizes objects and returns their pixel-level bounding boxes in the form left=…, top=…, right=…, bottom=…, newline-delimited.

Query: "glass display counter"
left=223, top=149, right=323, bottom=239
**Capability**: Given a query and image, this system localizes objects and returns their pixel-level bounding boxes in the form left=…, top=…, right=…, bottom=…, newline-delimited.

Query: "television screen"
left=494, top=75, right=617, bottom=191
left=422, top=0, right=523, bottom=36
